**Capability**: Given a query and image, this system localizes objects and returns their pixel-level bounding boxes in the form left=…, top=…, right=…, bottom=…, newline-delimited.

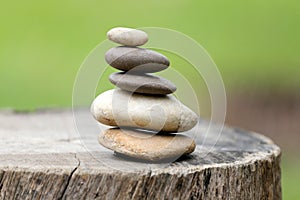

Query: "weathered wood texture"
left=0, top=109, right=281, bottom=200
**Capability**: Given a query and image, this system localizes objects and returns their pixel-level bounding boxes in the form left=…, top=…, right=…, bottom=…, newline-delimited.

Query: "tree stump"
left=0, top=109, right=281, bottom=200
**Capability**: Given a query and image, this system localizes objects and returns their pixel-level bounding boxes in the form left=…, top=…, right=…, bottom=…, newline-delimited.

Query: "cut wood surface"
left=0, top=109, right=281, bottom=200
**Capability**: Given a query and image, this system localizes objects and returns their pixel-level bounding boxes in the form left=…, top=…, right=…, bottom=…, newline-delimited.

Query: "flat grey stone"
left=109, top=72, right=177, bottom=95
left=98, top=128, right=196, bottom=162
left=105, top=46, right=170, bottom=73
left=107, top=27, right=148, bottom=46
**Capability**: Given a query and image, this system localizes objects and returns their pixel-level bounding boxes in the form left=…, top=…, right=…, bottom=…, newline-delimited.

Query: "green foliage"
left=282, top=155, right=300, bottom=199
left=0, top=0, right=299, bottom=109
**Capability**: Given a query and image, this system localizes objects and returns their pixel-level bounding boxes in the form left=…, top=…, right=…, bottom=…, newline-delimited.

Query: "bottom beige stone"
left=98, top=128, right=196, bottom=162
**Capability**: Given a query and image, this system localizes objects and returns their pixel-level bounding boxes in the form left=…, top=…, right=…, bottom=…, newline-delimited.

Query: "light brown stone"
left=98, top=128, right=196, bottom=161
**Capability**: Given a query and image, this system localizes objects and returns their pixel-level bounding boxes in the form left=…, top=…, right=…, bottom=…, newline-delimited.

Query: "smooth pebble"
left=105, top=46, right=170, bottom=73
left=91, top=89, right=198, bottom=132
left=109, top=72, right=177, bottom=95
left=107, top=27, right=148, bottom=46
left=98, top=128, right=196, bottom=161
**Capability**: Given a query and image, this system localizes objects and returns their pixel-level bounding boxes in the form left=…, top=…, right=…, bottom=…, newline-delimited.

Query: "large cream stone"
left=91, top=89, right=198, bottom=132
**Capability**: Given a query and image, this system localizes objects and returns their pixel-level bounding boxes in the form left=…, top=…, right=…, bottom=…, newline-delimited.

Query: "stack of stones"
left=91, top=27, right=198, bottom=162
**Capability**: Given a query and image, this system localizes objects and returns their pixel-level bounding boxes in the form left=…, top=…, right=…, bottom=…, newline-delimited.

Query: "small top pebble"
left=107, top=27, right=148, bottom=46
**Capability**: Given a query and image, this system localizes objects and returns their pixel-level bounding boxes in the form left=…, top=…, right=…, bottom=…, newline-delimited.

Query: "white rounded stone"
left=91, top=89, right=198, bottom=132
left=107, top=27, right=148, bottom=46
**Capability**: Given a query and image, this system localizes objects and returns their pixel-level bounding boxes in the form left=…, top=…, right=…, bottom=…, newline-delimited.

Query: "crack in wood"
left=0, top=171, right=4, bottom=193
left=203, top=169, right=211, bottom=194
left=58, top=153, right=80, bottom=200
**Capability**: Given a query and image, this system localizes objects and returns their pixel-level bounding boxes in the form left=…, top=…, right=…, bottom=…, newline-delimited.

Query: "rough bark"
left=0, top=109, right=281, bottom=200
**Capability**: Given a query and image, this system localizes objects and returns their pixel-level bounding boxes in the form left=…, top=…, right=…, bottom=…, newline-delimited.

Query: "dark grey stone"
left=109, top=72, right=177, bottom=94
left=105, top=46, right=170, bottom=73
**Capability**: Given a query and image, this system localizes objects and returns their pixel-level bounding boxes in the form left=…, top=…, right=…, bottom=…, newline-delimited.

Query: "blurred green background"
left=0, top=0, right=299, bottom=198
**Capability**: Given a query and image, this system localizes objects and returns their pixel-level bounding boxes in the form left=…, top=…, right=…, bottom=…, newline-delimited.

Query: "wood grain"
left=0, top=109, right=281, bottom=199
